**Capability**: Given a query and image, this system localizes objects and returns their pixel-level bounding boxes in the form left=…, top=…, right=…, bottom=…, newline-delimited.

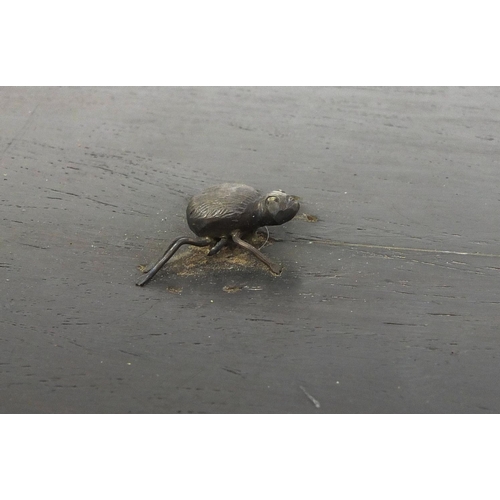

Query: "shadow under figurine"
left=136, top=183, right=300, bottom=286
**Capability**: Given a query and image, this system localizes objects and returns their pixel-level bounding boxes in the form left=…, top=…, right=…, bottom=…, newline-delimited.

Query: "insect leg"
left=207, top=237, right=229, bottom=256
left=136, top=236, right=212, bottom=286
left=139, top=236, right=188, bottom=273
left=231, top=231, right=282, bottom=275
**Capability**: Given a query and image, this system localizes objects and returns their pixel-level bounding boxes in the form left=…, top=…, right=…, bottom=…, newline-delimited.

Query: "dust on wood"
left=143, top=232, right=277, bottom=278
left=296, top=213, right=318, bottom=223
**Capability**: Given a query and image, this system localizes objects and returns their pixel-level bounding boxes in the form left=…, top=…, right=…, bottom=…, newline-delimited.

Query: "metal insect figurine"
left=136, top=183, right=300, bottom=286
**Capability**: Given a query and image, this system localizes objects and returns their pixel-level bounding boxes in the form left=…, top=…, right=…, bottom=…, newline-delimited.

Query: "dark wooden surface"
left=1, top=87, right=499, bottom=413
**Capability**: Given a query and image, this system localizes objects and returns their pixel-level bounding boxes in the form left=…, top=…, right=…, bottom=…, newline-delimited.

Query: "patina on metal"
left=136, top=183, right=300, bottom=286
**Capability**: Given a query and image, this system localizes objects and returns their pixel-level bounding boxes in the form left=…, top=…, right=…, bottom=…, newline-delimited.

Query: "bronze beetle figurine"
left=136, top=183, right=300, bottom=286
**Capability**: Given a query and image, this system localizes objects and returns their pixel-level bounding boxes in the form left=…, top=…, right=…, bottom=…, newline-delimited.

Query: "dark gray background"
left=1, top=87, right=499, bottom=413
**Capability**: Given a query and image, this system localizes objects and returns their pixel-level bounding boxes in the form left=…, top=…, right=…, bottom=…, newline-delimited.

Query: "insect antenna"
left=258, top=226, right=270, bottom=250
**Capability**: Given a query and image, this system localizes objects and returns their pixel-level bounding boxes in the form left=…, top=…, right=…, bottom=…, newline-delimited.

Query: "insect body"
left=136, top=183, right=300, bottom=286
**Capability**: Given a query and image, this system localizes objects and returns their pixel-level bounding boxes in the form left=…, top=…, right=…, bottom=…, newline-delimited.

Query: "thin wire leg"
left=208, top=237, right=229, bottom=256
left=231, top=231, right=282, bottom=275
left=140, top=236, right=188, bottom=273
left=136, top=236, right=212, bottom=286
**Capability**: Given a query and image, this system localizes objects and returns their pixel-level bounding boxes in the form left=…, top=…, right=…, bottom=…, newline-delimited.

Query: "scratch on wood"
left=313, top=240, right=500, bottom=259
left=299, top=385, right=321, bottom=408
left=1, top=103, right=40, bottom=158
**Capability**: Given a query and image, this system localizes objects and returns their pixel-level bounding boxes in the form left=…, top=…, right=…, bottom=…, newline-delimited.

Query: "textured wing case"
left=187, top=183, right=261, bottom=236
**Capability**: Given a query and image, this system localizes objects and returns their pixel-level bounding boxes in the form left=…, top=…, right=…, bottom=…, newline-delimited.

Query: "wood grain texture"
left=1, top=87, right=499, bottom=413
